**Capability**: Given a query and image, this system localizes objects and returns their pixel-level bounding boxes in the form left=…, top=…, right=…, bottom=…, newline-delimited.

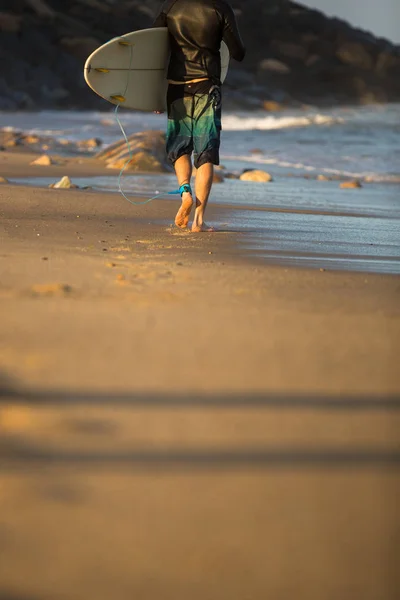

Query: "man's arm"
left=153, top=11, right=167, bottom=27
left=221, top=3, right=246, bottom=62
left=153, top=0, right=178, bottom=27
left=153, top=1, right=168, bottom=27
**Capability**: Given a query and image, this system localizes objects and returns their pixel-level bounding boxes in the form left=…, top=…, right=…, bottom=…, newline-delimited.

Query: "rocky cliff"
left=1, top=0, right=399, bottom=110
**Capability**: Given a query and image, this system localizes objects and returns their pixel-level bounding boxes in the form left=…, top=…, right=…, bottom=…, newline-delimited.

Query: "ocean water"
left=2, top=103, right=400, bottom=182
left=2, top=104, right=400, bottom=273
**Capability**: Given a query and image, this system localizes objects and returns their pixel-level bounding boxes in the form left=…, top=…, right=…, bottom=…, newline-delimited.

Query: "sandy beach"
left=1, top=151, right=399, bottom=599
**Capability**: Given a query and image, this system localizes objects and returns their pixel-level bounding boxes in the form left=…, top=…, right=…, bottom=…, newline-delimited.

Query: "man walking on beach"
left=153, top=0, right=245, bottom=232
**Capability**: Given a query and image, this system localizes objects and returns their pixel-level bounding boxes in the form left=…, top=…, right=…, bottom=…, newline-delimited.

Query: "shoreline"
left=1, top=178, right=399, bottom=395
left=2, top=149, right=400, bottom=275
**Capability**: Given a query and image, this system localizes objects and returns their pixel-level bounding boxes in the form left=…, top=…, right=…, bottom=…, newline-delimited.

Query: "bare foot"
left=175, top=194, right=193, bottom=229
left=191, top=222, right=215, bottom=233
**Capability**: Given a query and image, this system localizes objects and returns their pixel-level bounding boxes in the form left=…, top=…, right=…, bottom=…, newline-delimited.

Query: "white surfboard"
left=84, top=28, right=230, bottom=112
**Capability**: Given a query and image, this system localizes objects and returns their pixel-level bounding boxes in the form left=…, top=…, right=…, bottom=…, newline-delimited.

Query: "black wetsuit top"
left=153, top=0, right=246, bottom=84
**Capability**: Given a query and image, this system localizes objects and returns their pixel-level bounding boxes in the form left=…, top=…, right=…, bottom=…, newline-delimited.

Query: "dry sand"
left=0, top=152, right=399, bottom=600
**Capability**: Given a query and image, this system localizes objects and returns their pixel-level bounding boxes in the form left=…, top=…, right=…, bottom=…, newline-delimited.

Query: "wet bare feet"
left=175, top=194, right=193, bottom=229
left=191, top=221, right=215, bottom=233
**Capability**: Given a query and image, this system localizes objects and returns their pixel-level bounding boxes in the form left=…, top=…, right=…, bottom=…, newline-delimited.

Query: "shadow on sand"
left=0, top=592, right=41, bottom=600
left=1, top=373, right=399, bottom=471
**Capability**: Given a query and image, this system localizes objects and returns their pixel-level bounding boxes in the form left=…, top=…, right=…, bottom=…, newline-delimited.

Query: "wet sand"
left=0, top=152, right=400, bottom=600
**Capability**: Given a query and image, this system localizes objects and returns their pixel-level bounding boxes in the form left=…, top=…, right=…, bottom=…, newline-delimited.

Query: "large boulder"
left=270, top=40, right=308, bottom=62
left=336, top=42, right=375, bottom=70
left=96, top=130, right=172, bottom=173
left=259, top=58, right=291, bottom=75
left=376, top=52, right=400, bottom=74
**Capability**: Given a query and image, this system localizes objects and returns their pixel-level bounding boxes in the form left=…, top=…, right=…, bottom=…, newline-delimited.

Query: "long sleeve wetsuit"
left=153, top=0, right=245, bottom=84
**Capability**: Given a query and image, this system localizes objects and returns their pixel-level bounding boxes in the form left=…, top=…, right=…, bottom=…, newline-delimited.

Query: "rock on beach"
left=96, top=131, right=172, bottom=173
left=30, top=154, right=54, bottom=166
left=240, top=170, right=273, bottom=183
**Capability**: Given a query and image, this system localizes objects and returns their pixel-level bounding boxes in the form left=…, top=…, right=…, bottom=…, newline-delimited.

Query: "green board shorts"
left=166, top=80, right=222, bottom=169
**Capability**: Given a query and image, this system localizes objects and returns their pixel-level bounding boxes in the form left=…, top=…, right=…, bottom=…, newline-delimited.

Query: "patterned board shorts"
left=166, top=80, right=222, bottom=169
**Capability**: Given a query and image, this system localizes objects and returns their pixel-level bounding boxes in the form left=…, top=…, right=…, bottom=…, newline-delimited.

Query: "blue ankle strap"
left=161, top=183, right=192, bottom=201
left=179, top=183, right=192, bottom=196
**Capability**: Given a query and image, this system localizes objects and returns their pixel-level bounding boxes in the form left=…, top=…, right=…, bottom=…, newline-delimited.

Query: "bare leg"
left=192, top=162, right=215, bottom=232
left=174, top=154, right=194, bottom=229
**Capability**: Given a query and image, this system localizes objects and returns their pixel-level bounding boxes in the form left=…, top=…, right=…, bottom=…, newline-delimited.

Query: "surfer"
left=153, top=0, right=245, bottom=231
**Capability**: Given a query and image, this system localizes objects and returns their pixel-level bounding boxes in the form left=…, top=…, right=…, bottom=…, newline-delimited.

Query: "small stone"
left=51, top=175, right=77, bottom=189
left=77, top=137, right=103, bottom=150
left=24, top=135, right=40, bottom=144
left=30, top=154, right=53, bottom=166
left=340, top=180, right=362, bottom=189
left=240, top=170, right=273, bottom=183
left=41, top=257, right=48, bottom=261
left=0, top=176, right=9, bottom=183
left=106, top=262, right=116, bottom=267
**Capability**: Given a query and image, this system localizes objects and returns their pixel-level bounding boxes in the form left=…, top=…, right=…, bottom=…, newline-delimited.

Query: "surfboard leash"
left=112, top=36, right=184, bottom=207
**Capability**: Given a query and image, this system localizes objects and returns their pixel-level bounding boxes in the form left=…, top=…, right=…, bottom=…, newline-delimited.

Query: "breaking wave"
left=220, top=154, right=400, bottom=183
left=221, top=113, right=343, bottom=131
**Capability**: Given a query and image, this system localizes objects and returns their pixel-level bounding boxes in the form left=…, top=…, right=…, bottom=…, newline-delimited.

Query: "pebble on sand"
left=240, top=170, right=273, bottom=183
left=77, top=137, right=103, bottom=150
left=340, top=180, right=363, bottom=189
left=30, top=154, right=54, bottom=166
left=49, top=175, right=78, bottom=189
